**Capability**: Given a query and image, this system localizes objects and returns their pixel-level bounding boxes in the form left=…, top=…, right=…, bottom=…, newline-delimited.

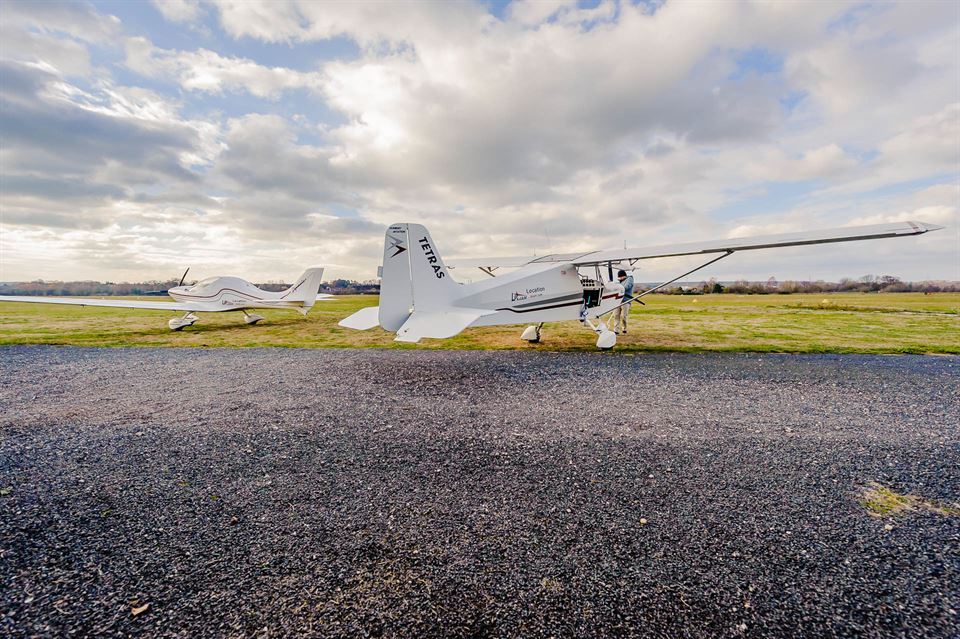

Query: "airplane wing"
left=395, top=308, right=497, bottom=343
left=0, top=296, right=194, bottom=311
left=445, top=221, right=944, bottom=269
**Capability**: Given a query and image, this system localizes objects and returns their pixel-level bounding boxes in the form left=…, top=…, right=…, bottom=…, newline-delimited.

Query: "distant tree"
left=837, top=278, right=858, bottom=292
left=779, top=280, right=800, bottom=294
left=726, top=280, right=750, bottom=294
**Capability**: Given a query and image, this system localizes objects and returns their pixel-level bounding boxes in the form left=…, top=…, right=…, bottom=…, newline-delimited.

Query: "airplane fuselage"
left=453, top=262, right=625, bottom=329
left=168, top=276, right=318, bottom=312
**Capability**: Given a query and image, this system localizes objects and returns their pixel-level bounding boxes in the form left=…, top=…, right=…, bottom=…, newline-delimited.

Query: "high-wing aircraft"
left=0, top=267, right=330, bottom=330
left=339, top=221, right=943, bottom=349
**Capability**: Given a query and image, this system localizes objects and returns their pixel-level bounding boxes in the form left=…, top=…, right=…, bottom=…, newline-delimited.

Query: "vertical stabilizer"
left=282, top=267, right=324, bottom=306
left=379, top=223, right=459, bottom=331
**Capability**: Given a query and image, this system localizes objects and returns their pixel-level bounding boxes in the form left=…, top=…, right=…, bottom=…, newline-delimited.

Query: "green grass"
left=860, top=482, right=960, bottom=518
left=0, top=292, right=957, bottom=353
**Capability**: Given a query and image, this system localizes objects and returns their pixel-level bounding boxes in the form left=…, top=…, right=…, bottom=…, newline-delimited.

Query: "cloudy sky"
left=1, top=0, right=957, bottom=284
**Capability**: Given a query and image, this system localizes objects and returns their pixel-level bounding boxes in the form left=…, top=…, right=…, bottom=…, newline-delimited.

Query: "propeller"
left=142, top=268, right=191, bottom=296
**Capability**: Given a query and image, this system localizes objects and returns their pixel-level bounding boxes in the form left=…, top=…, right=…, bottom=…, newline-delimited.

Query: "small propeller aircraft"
left=0, top=267, right=330, bottom=330
left=339, top=221, right=943, bottom=349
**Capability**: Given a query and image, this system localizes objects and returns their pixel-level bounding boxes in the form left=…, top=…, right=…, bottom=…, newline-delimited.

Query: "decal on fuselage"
left=511, top=286, right=545, bottom=303
left=419, top=236, right=445, bottom=278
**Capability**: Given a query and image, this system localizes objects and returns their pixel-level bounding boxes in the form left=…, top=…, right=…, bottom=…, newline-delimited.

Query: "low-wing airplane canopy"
left=445, top=221, right=943, bottom=269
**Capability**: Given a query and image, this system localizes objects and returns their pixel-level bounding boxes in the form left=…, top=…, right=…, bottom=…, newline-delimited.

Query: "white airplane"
left=339, top=221, right=943, bottom=349
left=0, top=267, right=330, bottom=330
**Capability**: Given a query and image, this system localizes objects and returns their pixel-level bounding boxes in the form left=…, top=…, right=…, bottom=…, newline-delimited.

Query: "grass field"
left=0, top=292, right=957, bottom=353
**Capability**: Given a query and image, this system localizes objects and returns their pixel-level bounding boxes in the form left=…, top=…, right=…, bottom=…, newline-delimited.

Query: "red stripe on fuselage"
left=171, top=287, right=266, bottom=301
left=495, top=292, right=621, bottom=314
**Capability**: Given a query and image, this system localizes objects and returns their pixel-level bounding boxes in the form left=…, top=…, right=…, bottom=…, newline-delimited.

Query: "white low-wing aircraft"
left=0, top=267, right=330, bottom=330
left=339, top=221, right=943, bottom=349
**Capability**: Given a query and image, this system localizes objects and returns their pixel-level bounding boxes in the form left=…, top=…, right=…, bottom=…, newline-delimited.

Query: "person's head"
left=617, top=269, right=627, bottom=282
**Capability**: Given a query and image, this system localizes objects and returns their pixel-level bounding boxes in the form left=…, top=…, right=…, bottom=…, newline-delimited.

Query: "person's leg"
left=611, top=306, right=622, bottom=333
left=620, top=303, right=630, bottom=333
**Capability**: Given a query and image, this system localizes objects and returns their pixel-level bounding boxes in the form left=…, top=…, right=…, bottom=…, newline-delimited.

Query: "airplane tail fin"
left=378, top=223, right=459, bottom=331
left=282, top=267, right=325, bottom=309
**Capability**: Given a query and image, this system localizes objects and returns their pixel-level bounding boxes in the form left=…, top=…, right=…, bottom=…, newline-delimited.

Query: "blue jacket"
left=620, top=275, right=634, bottom=299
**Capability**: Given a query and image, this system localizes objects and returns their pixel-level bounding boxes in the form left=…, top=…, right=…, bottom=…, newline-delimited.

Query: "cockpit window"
left=192, top=277, right=218, bottom=288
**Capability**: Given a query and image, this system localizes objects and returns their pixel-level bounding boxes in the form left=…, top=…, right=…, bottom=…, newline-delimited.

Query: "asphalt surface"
left=0, top=346, right=957, bottom=638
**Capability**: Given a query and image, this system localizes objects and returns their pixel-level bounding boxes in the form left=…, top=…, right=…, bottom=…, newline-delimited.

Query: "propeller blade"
left=177, top=267, right=190, bottom=287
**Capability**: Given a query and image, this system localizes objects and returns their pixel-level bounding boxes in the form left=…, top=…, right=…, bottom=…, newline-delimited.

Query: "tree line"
left=1, top=274, right=956, bottom=297
left=0, top=279, right=381, bottom=296
left=662, top=275, right=960, bottom=295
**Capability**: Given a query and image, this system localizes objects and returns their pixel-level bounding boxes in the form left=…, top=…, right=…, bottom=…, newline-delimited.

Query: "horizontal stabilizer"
left=0, top=296, right=194, bottom=311
left=395, top=308, right=496, bottom=343
left=338, top=306, right=380, bottom=330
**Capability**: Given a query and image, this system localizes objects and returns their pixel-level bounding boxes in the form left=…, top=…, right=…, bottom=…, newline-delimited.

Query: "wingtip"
left=912, top=221, right=945, bottom=232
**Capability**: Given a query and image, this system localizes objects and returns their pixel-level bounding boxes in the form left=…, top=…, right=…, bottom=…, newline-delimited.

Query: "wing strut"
left=599, top=250, right=733, bottom=317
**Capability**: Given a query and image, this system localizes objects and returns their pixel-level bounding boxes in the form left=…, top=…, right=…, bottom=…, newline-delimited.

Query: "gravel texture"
left=0, top=346, right=958, bottom=638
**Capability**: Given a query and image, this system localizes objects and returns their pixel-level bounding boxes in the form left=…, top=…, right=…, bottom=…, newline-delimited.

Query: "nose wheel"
left=582, top=317, right=617, bottom=350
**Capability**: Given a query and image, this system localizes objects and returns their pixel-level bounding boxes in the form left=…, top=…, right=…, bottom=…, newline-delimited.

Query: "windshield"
left=191, top=277, right=218, bottom=289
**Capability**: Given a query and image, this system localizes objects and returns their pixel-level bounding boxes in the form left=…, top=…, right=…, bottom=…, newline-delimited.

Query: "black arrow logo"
left=388, top=236, right=407, bottom=258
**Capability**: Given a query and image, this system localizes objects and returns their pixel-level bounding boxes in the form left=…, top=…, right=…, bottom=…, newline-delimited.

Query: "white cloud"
left=152, top=0, right=202, bottom=24
left=507, top=1, right=577, bottom=26
left=0, top=23, right=93, bottom=77
left=210, top=0, right=492, bottom=49
left=1, top=0, right=957, bottom=282
left=848, top=206, right=955, bottom=228
left=124, top=38, right=323, bottom=98
left=879, top=103, right=959, bottom=167
left=2, top=0, right=120, bottom=44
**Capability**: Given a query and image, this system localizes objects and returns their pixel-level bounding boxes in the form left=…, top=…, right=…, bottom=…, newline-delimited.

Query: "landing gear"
left=521, top=322, right=543, bottom=343
left=243, top=311, right=265, bottom=325
left=582, top=316, right=617, bottom=350
left=168, top=312, right=199, bottom=331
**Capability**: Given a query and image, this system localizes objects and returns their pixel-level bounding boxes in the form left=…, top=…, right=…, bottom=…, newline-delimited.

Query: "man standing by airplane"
left=610, top=269, right=634, bottom=334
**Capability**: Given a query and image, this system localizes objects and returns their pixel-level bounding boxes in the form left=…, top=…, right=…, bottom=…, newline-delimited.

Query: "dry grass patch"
left=860, top=482, right=959, bottom=518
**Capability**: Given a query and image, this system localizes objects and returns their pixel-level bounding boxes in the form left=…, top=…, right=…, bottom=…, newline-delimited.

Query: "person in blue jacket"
left=610, top=269, right=634, bottom=334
